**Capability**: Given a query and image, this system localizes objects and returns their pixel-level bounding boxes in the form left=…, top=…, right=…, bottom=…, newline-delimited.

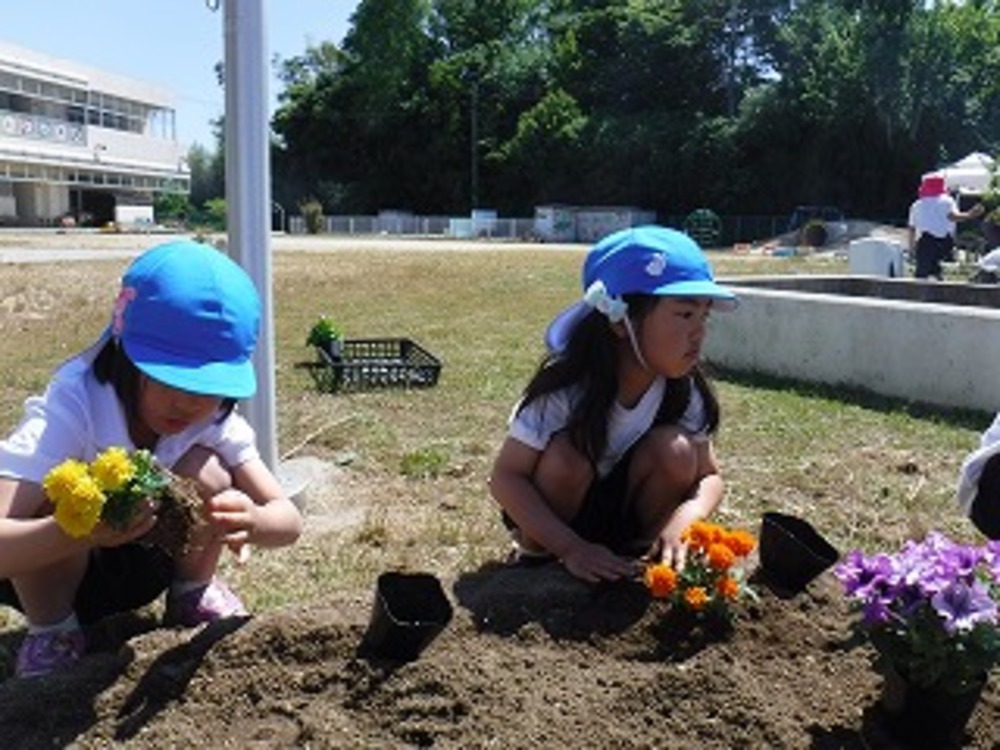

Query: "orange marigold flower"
left=716, top=575, right=741, bottom=600
left=683, top=586, right=709, bottom=610
left=644, top=563, right=677, bottom=598
left=707, top=542, right=736, bottom=571
left=723, top=529, right=756, bottom=557
left=682, top=521, right=721, bottom=552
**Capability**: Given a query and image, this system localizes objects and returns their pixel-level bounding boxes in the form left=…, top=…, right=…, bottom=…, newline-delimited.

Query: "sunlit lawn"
left=0, top=240, right=989, bottom=620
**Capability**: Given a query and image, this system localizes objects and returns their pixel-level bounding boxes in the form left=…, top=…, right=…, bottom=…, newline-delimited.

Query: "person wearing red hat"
left=908, top=173, right=984, bottom=279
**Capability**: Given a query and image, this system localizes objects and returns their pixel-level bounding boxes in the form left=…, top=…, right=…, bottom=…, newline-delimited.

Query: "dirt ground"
left=0, top=560, right=996, bottom=749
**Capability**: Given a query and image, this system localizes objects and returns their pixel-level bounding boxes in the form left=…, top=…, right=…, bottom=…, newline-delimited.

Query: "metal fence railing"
left=288, top=214, right=540, bottom=240
left=286, top=212, right=906, bottom=248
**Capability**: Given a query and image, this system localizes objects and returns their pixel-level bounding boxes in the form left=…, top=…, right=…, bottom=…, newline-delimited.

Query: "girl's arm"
left=208, top=457, right=303, bottom=551
left=657, top=439, right=724, bottom=569
left=0, top=477, right=156, bottom=578
left=490, top=437, right=579, bottom=556
left=490, top=437, right=634, bottom=582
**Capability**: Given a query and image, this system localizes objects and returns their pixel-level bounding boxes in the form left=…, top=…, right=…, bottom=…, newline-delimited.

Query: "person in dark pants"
left=907, top=173, right=983, bottom=279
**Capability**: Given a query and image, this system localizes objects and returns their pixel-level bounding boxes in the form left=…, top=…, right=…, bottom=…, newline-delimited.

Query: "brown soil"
left=0, top=563, right=996, bottom=749
left=140, top=472, right=205, bottom=559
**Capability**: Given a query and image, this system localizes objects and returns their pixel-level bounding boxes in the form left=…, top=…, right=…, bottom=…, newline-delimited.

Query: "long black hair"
left=92, top=339, right=237, bottom=424
left=518, top=294, right=720, bottom=464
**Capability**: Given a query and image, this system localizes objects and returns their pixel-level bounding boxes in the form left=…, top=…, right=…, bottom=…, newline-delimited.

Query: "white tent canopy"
left=924, top=151, right=996, bottom=195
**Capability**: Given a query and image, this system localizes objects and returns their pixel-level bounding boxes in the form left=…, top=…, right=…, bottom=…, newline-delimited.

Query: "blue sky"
left=1, top=1, right=358, bottom=148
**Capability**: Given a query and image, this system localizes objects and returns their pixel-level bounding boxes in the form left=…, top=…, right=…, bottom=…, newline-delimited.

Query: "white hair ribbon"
left=583, top=280, right=628, bottom=323
left=583, top=281, right=650, bottom=371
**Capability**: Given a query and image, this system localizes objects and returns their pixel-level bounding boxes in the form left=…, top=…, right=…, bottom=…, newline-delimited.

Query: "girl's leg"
left=12, top=552, right=88, bottom=626
left=517, top=432, right=594, bottom=552
left=169, top=445, right=232, bottom=583
left=163, top=446, right=247, bottom=626
left=11, top=552, right=89, bottom=678
left=627, top=426, right=700, bottom=547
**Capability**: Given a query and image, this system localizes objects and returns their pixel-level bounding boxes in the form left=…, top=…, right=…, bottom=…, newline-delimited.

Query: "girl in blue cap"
left=490, top=225, right=737, bottom=583
left=0, top=240, right=303, bottom=678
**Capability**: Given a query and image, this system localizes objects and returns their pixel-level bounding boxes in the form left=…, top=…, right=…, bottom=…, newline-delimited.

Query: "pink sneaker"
left=164, top=579, right=248, bottom=627
left=15, top=628, right=86, bottom=678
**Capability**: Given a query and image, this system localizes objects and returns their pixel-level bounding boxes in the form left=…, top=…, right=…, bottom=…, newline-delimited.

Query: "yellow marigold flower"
left=42, top=459, right=91, bottom=507
left=52, top=474, right=105, bottom=538
left=707, top=542, right=736, bottom=571
left=723, top=529, right=756, bottom=557
left=716, top=575, right=741, bottom=600
left=683, top=586, right=709, bottom=610
left=644, top=563, right=678, bottom=598
left=91, top=446, right=135, bottom=492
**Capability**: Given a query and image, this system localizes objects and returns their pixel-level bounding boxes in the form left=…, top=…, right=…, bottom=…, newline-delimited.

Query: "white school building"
left=0, top=40, right=189, bottom=228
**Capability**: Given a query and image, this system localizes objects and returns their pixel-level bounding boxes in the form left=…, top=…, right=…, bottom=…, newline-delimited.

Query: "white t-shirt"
left=0, top=350, right=259, bottom=484
left=957, top=411, right=1000, bottom=517
left=508, top=376, right=708, bottom=477
left=908, top=195, right=959, bottom=239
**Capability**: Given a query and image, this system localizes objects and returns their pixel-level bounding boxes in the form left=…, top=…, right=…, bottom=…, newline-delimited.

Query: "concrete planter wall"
left=704, top=276, right=1000, bottom=413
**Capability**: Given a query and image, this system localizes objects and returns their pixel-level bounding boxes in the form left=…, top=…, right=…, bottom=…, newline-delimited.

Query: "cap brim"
left=545, top=282, right=738, bottom=352
left=652, top=280, right=739, bottom=312
left=127, top=340, right=257, bottom=399
left=545, top=301, right=590, bottom=352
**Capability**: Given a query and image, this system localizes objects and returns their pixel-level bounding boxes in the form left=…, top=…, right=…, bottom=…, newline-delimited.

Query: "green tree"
left=736, top=0, right=1000, bottom=215
left=274, top=2, right=445, bottom=213
left=269, top=0, right=1000, bottom=220
left=153, top=192, right=190, bottom=225
left=187, top=140, right=224, bottom=211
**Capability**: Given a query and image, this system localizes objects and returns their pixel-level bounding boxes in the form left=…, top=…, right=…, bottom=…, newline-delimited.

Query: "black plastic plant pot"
left=759, top=512, right=840, bottom=593
left=360, top=571, right=453, bottom=662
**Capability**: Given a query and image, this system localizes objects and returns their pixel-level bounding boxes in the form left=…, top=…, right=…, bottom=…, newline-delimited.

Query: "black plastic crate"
left=311, top=338, right=441, bottom=392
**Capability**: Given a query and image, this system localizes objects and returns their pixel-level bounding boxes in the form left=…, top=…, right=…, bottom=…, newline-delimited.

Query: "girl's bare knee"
left=171, top=446, right=233, bottom=498
left=535, top=434, right=593, bottom=517
left=635, top=429, right=699, bottom=488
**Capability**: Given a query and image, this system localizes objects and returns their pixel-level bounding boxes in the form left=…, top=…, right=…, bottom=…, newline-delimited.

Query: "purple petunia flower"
left=861, top=596, right=892, bottom=626
left=985, top=541, right=1000, bottom=583
left=835, top=550, right=892, bottom=598
left=838, top=532, right=999, bottom=692
left=931, top=580, right=998, bottom=634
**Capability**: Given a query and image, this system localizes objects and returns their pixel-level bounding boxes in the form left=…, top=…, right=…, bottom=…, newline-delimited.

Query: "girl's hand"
left=657, top=534, right=689, bottom=571
left=204, top=489, right=259, bottom=559
left=90, top=498, right=159, bottom=548
left=562, top=540, right=635, bottom=583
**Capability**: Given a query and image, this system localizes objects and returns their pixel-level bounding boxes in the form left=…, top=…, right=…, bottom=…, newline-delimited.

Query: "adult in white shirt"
left=907, top=173, right=983, bottom=279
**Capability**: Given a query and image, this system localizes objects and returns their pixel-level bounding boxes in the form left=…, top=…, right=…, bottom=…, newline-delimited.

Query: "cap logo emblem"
left=645, top=254, right=666, bottom=277
left=112, top=286, right=137, bottom=337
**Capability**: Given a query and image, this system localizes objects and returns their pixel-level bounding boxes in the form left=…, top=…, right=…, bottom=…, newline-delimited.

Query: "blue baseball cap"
left=111, top=240, right=261, bottom=399
left=545, top=225, right=737, bottom=351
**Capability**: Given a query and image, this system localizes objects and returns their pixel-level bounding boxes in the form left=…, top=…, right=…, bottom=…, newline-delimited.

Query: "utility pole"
left=725, top=0, right=739, bottom=117
left=222, top=0, right=277, bottom=469
left=470, top=73, right=480, bottom=211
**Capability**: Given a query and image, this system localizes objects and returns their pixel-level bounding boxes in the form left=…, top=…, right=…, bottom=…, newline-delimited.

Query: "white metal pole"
left=223, top=0, right=277, bottom=469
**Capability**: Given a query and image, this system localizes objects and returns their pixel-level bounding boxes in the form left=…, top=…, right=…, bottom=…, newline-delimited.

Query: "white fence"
left=287, top=213, right=538, bottom=239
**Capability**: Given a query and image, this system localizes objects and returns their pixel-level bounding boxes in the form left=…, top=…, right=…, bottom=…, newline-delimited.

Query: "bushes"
left=802, top=219, right=828, bottom=247
left=300, top=199, right=325, bottom=234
